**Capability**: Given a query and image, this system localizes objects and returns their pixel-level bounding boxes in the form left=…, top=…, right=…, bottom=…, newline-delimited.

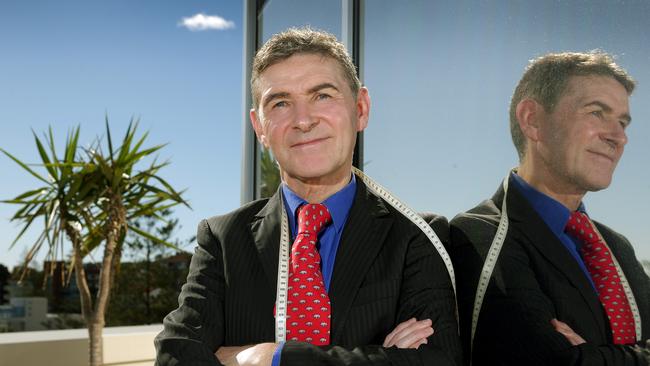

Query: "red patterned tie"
left=286, top=203, right=332, bottom=345
left=565, top=211, right=636, bottom=344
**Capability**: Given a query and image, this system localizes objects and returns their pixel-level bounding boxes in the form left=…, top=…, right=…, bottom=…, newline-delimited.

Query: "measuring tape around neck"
left=274, top=197, right=291, bottom=342
left=469, top=172, right=642, bottom=365
left=469, top=174, right=510, bottom=365
left=274, top=167, right=458, bottom=342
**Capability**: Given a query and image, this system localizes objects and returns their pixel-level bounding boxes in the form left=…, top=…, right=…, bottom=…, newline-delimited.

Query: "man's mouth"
left=291, top=137, right=329, bottom=148
left=588, top=150, right=615, bottom=162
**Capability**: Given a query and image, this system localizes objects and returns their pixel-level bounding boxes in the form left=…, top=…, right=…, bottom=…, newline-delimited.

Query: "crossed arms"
left=155, top=213, right=461, bottom=366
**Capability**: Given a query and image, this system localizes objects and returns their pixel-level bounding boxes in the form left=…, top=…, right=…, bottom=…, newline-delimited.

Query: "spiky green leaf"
left=0, top=148, right=49, bottom=184
left=128, top=224, right=181, bottom=251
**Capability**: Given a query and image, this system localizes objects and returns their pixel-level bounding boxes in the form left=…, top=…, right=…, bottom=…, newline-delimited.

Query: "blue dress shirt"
left=272, top=174, right=357, bottom=365
left=511, top=173, right=596, bottom=291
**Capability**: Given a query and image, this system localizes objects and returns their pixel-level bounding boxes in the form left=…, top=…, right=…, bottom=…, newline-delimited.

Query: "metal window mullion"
left=342, top=0, right=364, bottom=170
left=241, top=0, right=262, bottom=204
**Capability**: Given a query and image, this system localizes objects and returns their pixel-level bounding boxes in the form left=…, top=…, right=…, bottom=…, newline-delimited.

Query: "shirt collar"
left=510, top=172, right=587, bottom=235
left=281, top=173, right=357, bottom=233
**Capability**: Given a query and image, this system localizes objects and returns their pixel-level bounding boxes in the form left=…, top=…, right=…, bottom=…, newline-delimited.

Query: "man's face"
left=250, top=53, right=369, bottom=185
left=536, top=75, right=630, bottom=193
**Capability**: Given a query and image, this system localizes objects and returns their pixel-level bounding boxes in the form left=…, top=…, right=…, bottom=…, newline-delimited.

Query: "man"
left=450, top=51, right=650, bottom=365
left=155, top=28, right=460, bottom=366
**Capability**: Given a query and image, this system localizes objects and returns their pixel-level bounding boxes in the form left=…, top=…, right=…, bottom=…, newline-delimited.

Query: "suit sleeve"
left=154, top=219, right=225, bottom=366
left=450, top=214, right=650, bottom=366
left=279, top=215, right=462, bottom=366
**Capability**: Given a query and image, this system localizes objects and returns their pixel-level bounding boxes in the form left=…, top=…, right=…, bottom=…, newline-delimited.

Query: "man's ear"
left=516, top=98, right=544, bottom=142
left=355, top=87, right=371, bottom=132
left=250, top=108, right=269, bottom=148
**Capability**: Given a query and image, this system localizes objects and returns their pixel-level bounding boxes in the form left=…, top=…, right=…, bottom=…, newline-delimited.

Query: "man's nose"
left=293, top=102, right=318, bottom=132
left=603, top=118, right=628, bottom=149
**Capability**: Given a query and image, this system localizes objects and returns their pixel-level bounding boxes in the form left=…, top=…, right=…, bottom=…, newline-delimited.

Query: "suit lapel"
left=249, top=189, right=283, bottom=297
left=502, top=178, right=607, bottom=335
left=328, top=181, right=393, bottom=342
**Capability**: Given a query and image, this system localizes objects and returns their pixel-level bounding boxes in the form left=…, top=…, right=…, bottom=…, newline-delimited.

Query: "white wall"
left=0, top=324, right=163, bottom=366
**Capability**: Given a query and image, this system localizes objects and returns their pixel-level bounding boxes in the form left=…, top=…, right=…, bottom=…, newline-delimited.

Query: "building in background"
left=0, top=297, right=47, bottom=332
left=0, top=251, right=191, bottom=332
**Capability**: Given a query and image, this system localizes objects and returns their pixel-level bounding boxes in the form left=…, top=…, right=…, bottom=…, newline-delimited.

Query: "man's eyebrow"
left=308, top=83, right=339, bottom=94
left=585, top=101, right=632, bottom=123
left=262, top=92, right=290, bottom=108
left=262, top=83, right=340, bottom=108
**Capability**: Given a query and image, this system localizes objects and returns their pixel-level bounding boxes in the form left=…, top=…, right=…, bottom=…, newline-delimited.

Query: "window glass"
left=363, top=1, right=650, bottom=259
left=256, top=0, right=343, bottom=197
left=260, top=0, right=342, bottom=42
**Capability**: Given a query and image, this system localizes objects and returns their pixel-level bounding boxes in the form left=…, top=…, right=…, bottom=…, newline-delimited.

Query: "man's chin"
left=281, top=167, right=327, bottom=181
left=583, top=177, right=613, bottom=192
left=281, top=165, right=352, bottom=185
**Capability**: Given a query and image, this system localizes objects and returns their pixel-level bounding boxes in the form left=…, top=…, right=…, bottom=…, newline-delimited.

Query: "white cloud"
left=179, top=13, right=235, bottom=31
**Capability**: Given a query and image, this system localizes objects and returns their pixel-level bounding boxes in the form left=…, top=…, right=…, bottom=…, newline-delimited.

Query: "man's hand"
left=216, top=343, right=278, bottom=366
left=383, top=318, right=434, bottom=349
left=551, top=318, right=586, bottom=346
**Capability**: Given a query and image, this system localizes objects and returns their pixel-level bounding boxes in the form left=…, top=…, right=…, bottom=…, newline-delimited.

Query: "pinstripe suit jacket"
left=155, top=180, right=461, bottom=366
left=449, top=177, right=650, bottom=366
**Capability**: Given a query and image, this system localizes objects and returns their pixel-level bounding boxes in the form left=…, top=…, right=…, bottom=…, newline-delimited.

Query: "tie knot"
left=565, top=211, right=598, bottom=244
left=297, top=203, right=332, bottom=236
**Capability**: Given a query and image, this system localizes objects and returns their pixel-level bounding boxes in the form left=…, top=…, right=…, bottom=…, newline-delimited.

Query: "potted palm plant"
left=2, top=118, right=189, bottom=366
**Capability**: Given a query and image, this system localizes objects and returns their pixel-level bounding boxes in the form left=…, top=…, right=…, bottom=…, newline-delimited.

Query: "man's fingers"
left=407, top=337, right=428, bottom=350
left=551, top=318, right=575, bottom=335
left=393, top=326, right=434, bottom=349
left=383, top=318, right=416, bottom=347
left=384, top=318, right=430, bottom=347
left=384, top=318, right=433, bottom=348
left=216, top=344, right=277, bottom=366
left=216, top=346, right=249, bottom=365
left=551, top=319, right=569, bottom=331
left=551, top=318, right=586, bottom=346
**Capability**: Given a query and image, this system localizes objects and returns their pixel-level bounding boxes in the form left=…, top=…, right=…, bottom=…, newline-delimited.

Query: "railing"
left=0, top=324, right=163, bottom=366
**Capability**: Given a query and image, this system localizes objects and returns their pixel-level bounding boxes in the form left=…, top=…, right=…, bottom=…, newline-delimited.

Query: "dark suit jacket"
left=155, top=180, right=461, bottom=365
left=449, top=176, right=650, bottom=366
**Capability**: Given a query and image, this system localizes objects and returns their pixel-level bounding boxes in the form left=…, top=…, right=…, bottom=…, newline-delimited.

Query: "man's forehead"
left=259, top=56, right=346, bottom=92
left=565, top=75, right=628, bottom=95
left=561, top=75, right=630, bottom=105
left=264, top=52, right=334, bottom=68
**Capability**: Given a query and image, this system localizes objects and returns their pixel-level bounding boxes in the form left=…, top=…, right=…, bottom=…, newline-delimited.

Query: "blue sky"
left=0, top=1, right=243, bottom=267
left=1, top=1, right=649, bottom=269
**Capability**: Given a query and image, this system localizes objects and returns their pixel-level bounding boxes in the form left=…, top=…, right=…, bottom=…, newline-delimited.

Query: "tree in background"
left=0, top=264, right=10, bottom=304
left=260, top=148, right=280, bottom=198
left=1, top=119, right=189, bottom=366
left=8, top=265, right=47, bottom=298
left=106, top=210, right=193, bottom=325
left=106, top=253, right=190, bottom=326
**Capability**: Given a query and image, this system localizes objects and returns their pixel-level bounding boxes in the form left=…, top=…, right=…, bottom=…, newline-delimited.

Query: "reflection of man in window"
left=451, top=51, right=650, bottom=365
left=155, top=28, right=461, bottom=366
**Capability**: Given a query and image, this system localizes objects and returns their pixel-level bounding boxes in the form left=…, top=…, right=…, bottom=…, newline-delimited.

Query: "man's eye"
left=273, top=101, right=288, bottom=108
left=591, top=110, right=604, bottom=118
left=619, top=120, right=630, bottom=129
left=316, top=93, right=331, bottom=100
